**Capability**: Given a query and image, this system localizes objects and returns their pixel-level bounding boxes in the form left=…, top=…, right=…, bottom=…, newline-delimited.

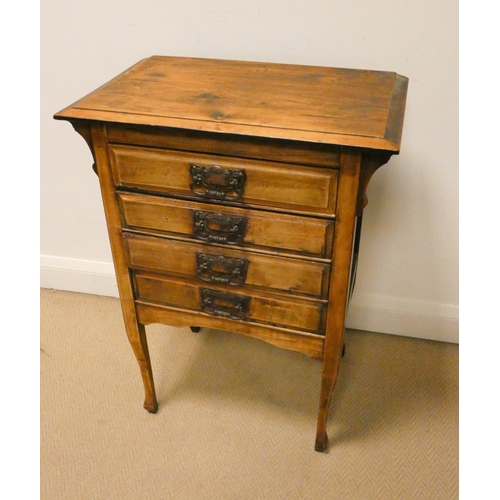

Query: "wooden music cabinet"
left=54, top=56, right=408, bottom=451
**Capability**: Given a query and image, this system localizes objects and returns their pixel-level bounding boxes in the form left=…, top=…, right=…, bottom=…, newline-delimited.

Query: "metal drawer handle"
left=200, top=288, right=250, bottom=320
left=193, top=210, right=248, bottom=245
left=189, top=163, right=246, bottom=201
left=196, top=252, right=249, bottom=286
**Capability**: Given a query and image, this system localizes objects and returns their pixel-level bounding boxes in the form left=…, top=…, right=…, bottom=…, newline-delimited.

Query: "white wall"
left=41, top=0, right=458, bottom=343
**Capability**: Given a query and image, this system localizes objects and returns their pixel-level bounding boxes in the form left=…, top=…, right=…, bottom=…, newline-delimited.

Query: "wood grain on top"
left=55, top=56, right=408, bottom=151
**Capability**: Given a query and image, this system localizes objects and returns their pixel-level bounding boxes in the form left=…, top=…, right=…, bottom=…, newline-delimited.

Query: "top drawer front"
left=109, top=145, right=338, bottom=216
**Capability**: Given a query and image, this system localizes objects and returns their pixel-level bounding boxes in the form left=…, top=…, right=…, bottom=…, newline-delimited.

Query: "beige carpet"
left=41, top=288, right=458, bottom=499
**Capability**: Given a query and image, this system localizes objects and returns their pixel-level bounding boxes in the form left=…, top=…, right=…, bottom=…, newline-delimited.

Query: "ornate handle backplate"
left=193, top=210, right=248, bottom=245
left=189, top=163, right=246, bottom=201
left=196, top=252, right=249, bottom=286
left=200, top=288, right=250, bottom=320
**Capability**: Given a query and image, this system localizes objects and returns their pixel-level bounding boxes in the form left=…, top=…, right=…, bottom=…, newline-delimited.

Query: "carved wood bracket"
left=71, top=121, right=98, bottom=176
left=356, top=150, right=393, bottom=215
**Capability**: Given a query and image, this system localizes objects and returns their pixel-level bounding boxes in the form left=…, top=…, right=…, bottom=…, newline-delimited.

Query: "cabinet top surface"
left=54, top=56, right=408, bottom=151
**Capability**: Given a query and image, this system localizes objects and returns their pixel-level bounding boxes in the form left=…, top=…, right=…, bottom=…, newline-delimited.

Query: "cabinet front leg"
left=315, top=148, right=362, bottom=452
left=89, top=124, right=158, bottom=414
left=123, top=306, right=158, bottom=413
left=315, top=333, right=343, bottom=452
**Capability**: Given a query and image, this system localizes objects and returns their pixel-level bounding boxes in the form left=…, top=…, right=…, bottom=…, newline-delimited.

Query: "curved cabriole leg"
left=137, top=323, right=158, bottom=413
left=315, top=432, right=329, bottom=453
left=89, top=124, right=158, bottom=414
left=124, top=314, right=158, bottom=413
left=314, top=148, right=364, bottom=452
left=315, top=336, right=344, bottom=452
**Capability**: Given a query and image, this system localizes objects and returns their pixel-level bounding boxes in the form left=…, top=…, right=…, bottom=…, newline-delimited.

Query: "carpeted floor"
left=40, top=288, right=458, bottom=499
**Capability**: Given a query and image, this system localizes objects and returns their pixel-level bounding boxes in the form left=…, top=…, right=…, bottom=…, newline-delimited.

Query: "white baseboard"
left=40, top=255, right=458, bottom=344
left=345, top=294, right=458, bottom=344
left=40, top=255, right=119, bottom=298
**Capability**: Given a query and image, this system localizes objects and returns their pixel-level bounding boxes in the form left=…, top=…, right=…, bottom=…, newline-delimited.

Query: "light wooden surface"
left=118, top=192, right=334, bottom=258
left=90, top=123, right=158, bottom=413
left=110, top=145, right=339, bottom=215
left=134, top=273, right=326, bottom=333
left=123, top=233, right=331, bottom=298
left=54, top=56, right=408, bottom=452
left=106, top=123, right=342, bottom=167
left=55, top=56, right=407, bottom=150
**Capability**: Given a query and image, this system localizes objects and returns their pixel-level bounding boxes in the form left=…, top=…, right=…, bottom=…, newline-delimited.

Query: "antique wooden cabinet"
left=54, top=56, right=408, bottom=451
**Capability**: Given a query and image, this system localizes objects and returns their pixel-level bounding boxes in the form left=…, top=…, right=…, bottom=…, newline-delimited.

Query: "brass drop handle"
left=193, top=210, right=248, bottom=245
left=200, top=288, right=250, bottom=320
left=196, top=252, right=249, bottom=286
left=189, top=163, right=246, bottom=201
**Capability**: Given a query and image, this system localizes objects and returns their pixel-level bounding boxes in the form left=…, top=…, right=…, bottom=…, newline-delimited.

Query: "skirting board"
left=40, top=255, right=459, bottom=344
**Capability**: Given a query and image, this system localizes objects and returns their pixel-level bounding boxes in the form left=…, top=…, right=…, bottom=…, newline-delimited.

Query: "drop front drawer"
left=109, top=145, right=339, bottom=216
left=133, top=272, right=327, bottom=334
left=123, top=233, right=330, bottom=298
left=117, top=192, right=334, bottom=258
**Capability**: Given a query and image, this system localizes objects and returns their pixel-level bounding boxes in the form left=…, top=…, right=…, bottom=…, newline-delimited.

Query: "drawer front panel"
left=109, top=145, right=338, bottom=215
left=133, top=272, right=326, bottom=333
left=118, top=192, right=334, bottom=258
left=123, top=233, right=330, bottom=299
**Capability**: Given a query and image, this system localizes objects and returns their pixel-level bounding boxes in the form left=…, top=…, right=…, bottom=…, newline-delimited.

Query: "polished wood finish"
left=54, top=56, right=408, bottom=452
left=56, top=56, right=406, bottom=150
left=137, top=300, right=325, bottom=359
left=315, top=148, right=363, bottom=451
left=106, top=124, right=342, bottom=168
left=110, top=145, right=339, bottom=215
left=89, top=123, right=158, bottom=413
left=134, top=272, right=327, bottom=333
left=117, top=192, right=334, bottom=258
left=123, top=233, right=331, bottom=298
